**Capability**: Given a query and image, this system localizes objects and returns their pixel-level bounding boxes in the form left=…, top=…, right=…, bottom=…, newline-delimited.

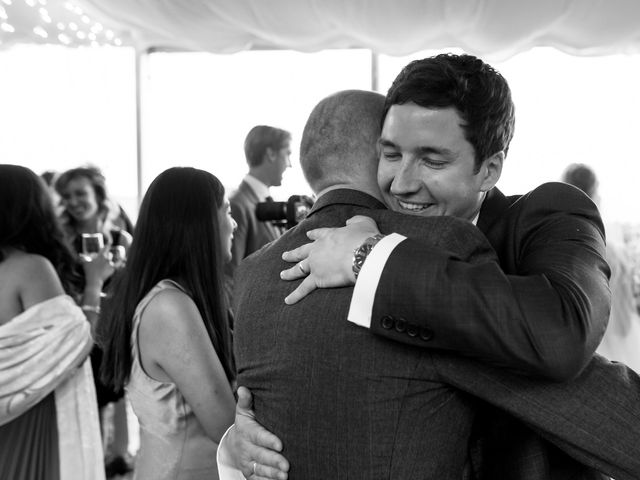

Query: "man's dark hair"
left=383, top=53, right=516, bottom=171
left=244, top=125, right=291, bottom=167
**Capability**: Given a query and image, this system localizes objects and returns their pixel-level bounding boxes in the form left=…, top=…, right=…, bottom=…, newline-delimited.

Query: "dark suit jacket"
left=371, top=183, right=611, bottom=379
left=226, top=180, right=282, bottom=298
left=364, top=182, right=640, bottom=479
left=236, top=186, right=640, bottom=480
left=234, top=188, right=499, bottom=479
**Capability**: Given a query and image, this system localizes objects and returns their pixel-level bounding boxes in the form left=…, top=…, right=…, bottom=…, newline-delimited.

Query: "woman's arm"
left=139, top=288, right=236, bottom=443
left=80, top=247, right=113, bottom=330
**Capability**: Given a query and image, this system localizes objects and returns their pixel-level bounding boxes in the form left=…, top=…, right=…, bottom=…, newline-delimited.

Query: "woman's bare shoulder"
left=2, top=250, right=64, bottom=303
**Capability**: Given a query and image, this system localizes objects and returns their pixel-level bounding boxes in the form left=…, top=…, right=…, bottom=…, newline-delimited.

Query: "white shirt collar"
left=470, top=192, right=487, bottom=226
left=244, top=174, right=271, bottom=201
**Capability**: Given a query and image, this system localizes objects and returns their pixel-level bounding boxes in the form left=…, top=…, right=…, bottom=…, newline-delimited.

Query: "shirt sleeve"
left=347, top=233, right=406, bottom=328
left=217, top=425, right=246, bottom=480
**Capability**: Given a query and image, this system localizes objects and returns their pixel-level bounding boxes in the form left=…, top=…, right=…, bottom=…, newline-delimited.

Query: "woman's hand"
left=81, top=246, right=114, bottom=288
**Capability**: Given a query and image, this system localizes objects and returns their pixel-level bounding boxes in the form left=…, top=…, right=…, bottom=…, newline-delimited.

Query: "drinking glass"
left=81, top=233, right=104, bottom=261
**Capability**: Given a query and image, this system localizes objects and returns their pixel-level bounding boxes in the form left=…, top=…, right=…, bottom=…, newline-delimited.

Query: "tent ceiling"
left=2, top=0, right=640, bottom=59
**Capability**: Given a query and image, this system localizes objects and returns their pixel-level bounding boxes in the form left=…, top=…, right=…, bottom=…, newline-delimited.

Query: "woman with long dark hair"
left=0, top=164, right=112, bottom=480
left=97, top=167, right=236, bottom=479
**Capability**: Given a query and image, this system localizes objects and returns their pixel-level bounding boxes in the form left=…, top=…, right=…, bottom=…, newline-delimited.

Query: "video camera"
left=256, top=195, right=314, bottom=230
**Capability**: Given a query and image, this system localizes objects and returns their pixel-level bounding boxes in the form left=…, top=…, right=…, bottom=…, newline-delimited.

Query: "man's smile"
left=396, top=199, right=434, bottom=213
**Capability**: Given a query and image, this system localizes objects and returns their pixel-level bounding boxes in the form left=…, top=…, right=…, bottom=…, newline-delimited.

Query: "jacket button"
left=381, top=316, right=394, bottom=329
left=407, top=324, right=419, bottom=337
left=419, top=327, right=434, bottom=341
left=394, top=318, right=407, bottom=333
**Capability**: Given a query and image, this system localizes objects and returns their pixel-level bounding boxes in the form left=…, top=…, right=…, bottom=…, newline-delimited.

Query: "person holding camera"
left=225, top=125, right=292, bottom=301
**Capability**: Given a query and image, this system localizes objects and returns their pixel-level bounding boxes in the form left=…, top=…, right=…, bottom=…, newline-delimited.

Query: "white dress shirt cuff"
left=217, top=424, right=246, bottom=480
left=347, top=233, right=406, bottom=329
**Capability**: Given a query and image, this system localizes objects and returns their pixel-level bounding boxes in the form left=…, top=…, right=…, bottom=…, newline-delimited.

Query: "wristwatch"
left=352, top=233, right=386, bottom=279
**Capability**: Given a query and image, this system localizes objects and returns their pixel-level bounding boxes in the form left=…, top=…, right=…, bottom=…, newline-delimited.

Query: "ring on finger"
left=298, top=262, right=307, bottom=274
left=252, top=461, right=257, bottom=476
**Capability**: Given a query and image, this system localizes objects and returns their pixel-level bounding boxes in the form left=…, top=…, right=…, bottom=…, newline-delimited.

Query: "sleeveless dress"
left=126, top=280, right=220, bottom=480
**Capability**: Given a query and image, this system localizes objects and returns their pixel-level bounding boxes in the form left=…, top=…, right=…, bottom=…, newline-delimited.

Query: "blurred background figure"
left=561, top=163, right=640, bottom=371
left=40, top=170, right=62, bottom=215
left=225, top=125, right=292, bottom=302
left=0, top=164, right=112, bottom=480
left=55, top=166, right=134, bottom=252
left=97, top=167, right=236, bottom=480
left=54, top=165, right=135, bottom=477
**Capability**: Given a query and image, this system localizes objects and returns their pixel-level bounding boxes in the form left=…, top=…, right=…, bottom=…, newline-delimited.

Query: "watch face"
left=353, top=234, right=385, bottom=277
left=353, top=244, right=372, bottom=275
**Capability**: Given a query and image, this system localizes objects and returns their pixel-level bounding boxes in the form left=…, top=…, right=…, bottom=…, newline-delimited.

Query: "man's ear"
left=265, top=147, right=276, bottom=163
left=479, top=151, right=504, bottom=192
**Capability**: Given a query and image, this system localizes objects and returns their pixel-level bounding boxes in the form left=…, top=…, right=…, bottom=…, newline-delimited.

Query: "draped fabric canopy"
left=3, top=0, right=640, bottom=59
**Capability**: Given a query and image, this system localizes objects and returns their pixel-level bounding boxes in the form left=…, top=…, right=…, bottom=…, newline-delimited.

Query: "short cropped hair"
left=384, top=53, right=516, bottom=171
left=561, top=163, right=598, bottom=199
left=244, top=125, right=291, bottom=168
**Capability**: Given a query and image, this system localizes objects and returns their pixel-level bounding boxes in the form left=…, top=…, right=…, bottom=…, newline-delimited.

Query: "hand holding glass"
left=109, top=245, right=127, bottom=269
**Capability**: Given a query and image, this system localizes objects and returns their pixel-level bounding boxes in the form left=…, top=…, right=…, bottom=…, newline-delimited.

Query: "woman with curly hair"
left=55, top=166, right=133, bottom=254
left=54, top=165, right=135, bottom=475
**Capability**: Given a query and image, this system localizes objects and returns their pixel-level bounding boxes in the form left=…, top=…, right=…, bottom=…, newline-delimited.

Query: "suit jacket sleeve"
left=434, top=352, right=640, bottom=480
left=369, top=184, right=611, bottom=380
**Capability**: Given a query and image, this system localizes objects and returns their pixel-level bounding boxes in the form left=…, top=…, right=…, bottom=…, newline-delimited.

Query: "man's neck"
left=244, top=174, right=271, bottom=200
left=247, top=168, right=272, bottom=187
left=315, top=183, right=384, bottom=204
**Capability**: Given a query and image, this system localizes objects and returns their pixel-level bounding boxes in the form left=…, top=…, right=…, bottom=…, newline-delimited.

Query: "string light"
left=1, top=0, right=130, bottom=48
left=57, top=32, right=70, bottom=44
left=32, top=24, right=46, bottom=37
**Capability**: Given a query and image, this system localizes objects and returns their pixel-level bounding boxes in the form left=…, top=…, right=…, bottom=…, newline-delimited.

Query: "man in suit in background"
left=225, top=125, right=292, bottom=298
